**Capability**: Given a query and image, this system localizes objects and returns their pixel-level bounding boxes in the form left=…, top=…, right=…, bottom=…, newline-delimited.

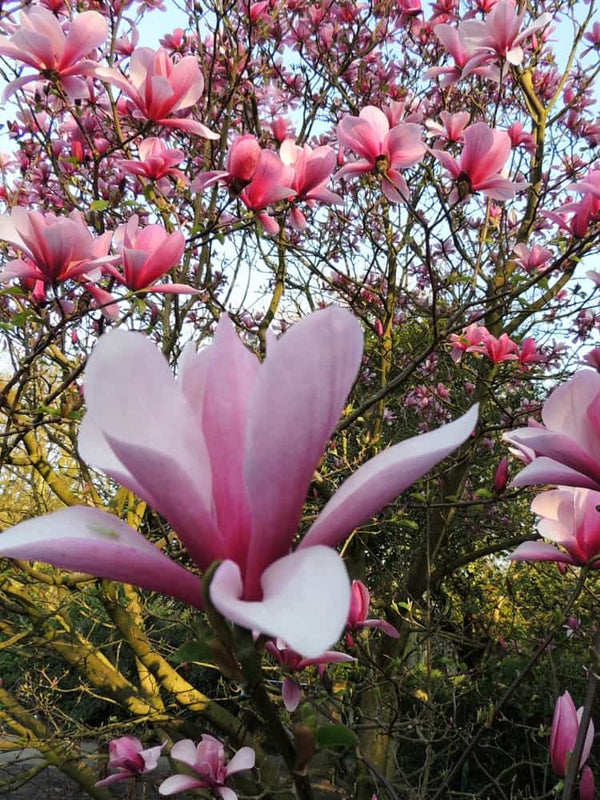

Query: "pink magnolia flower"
left=279, top=140, right=342, bottom=230
left=239, top=149, right=296, bottom=234
left=336, top=106, right=426, bottom=203
left=468, top=332, right=519, bottom=363
left=96, top=736, right=164, bottom=786
left=505, top=371, right=600, bottom=490
left=460, top=1, right=552, bottom=66
left=159, top=736, right=254, bottom=798
left=550, top=692, right=595, bottom=799
left=426, top=23, right=498, bottom=86
left=512, top=243, right=553, bottom=273
left=0, top=308, right=477, bottom=657
left=266, top=639, right=354, bottom=711
left=345, top=580, right=399, bottom=646
left=426, top=111, right=471, bottom=143
left=192, top=135, right=262, bottom=195
left=0, top=7, right=107, bottom=100
left=507, top=122, right=536, bottom=153
left=509, top=487, right=600, bottom=567
left=0, top=207, right=113, bottom=285
left=449, top=323, right=490, bottom=362
left=104, top=215, right=190, bottom=294
left=95, top=48, right=217, bottom=138
left=493, top=457, right=509, bottom=494
left=518, top=337, right=541, bottom=366
left=545, top=169, right=600, bottom=237
left=432, top=122, right=526, bottom=201
left=119, top=138, right=187, bottom=187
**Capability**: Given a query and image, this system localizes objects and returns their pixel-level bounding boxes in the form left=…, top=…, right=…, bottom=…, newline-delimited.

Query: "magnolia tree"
left=0, top=0, right=599, bottom=797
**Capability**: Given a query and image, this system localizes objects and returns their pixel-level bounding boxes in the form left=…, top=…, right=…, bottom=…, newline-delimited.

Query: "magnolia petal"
left=218, top=788, right=238, bottom=800
left=226, top=747, right=256, bottom=776
left=170, top=739, right=198, bottom=767
left=360, top=619, right=401, bottom=638
left=282, top=678, right=302, bottom=712
left=210, top=546, right=351, bottom=659
left=159, top=775, right=205, bottom=795
left=243, top=307, right=363, bottom=597
left=159, top=117, right=219, bottom=139
left=0, top=506, right=202, bottom=606
left=202, top=316, right=258, bottom=566
left=301, top=405, right=478, bottom=549
left=511, top=456, right=600, bottom=491
left=508, top=541, right=575, bottom=564
left=79, top=330, right=224, bottom=569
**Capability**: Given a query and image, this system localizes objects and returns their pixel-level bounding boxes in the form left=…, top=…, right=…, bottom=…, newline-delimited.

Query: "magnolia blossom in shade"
left=460, top=1, right=552, bottom=66
left=96, top=736, right=164, bottom=786
left=0, top=308, right=477, bottom=657
left=509, top=487, right=600, bottom=568
left=345, top=580, right=399, bottom=646
left=192, top=135, right=262, bottom=194
left=505, top=371, right=600, bottom=491
left=0, top=207, right=113, bottom=285
left=0, top=7, right=107, bottom=99
left=512, top=243, right=553, bottom=273
left=432, top=123, right=526, bottom=201
left=104, top=215, right=191, bottom=294
left=159, top=736, right=254, bottom=798
left=279, top=140, right=342, bottom=229
left=550, top=692, right=595, bottom=799
left=95, top=48, right=217, bottom=139
left=265, top=639, right=354, bottom=712
left=336, top=106, right=426, bottom=203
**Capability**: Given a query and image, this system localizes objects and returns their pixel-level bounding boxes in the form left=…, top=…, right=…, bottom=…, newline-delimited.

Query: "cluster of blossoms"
left=450, top=323, right=541, bottom=366
left=96, top=734, right=255, bottom=799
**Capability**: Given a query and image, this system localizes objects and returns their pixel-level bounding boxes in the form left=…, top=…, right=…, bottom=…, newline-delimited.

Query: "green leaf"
left=90, top=199, right=110, bottom=211
left=171, top=639, right=215, bottom=664
left=316, top=724, right=359, bottom=750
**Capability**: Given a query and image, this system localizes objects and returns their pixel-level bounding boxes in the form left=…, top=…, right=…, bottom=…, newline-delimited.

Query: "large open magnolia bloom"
left=0, top=7, right=107, bottom=100
left=95, top=48, right=218, bottom=139
left=0, top=207, right=113, bottom=284
left=0, top=308, right=477, bottom=657
left=506, top=371, right=600, bottom=490
left=509, top=487, right=600, bottom=567
left=336, top=106, right=426, bottom=202
left=432, top=122, right=526, bottom=201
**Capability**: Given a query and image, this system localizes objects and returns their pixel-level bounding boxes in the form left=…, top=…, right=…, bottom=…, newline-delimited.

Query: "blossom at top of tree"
left=95, top=47, right=218, bottom=139
left=159, top=736, right=255, bottom=798
left=509, top=487, right=600, bottom=568
left=426, top=23, right=498, bottom=85
left=0, top=6, right=107, bottom=99
left=0, top=308, right=478, bottom=657
left=0, top=207, right=113, bottom=285
left=336, top=106, right=426, bottom=203
left=432, top=122, right=527, bottom=201
left=459, top=0, right=552, bottom=66
left=95, top=736, right=164, bottom=786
